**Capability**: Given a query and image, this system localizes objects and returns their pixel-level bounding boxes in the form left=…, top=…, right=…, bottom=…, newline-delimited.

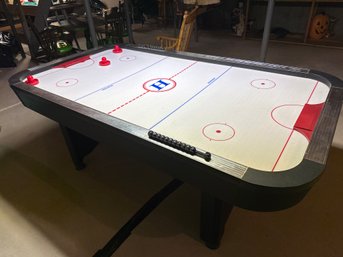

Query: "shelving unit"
left=0, top=0, right=26, bottom=58
left=1, top=0, right=52, bottom=58
left=243, top=0, right=343, bottom=49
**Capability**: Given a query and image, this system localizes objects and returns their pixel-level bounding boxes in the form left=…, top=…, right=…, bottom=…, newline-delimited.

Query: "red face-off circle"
left=56, top=78, right=79, bottom=87
left=250, top=79, right=276, bottom=89
left=119, top=55, right=136, bottom=61
left=202, top=123, right=235, bottom=141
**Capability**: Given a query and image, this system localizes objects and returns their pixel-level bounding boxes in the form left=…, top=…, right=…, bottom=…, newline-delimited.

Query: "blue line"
left=208, top=77, right=216, bottom=84
left=149, top=67, right=232, bottom=130
left=74, top=57, right=169, bottom=102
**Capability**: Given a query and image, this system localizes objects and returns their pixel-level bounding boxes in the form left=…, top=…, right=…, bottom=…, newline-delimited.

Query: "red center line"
left=107, top=91, right=149, bottom=114
left=107, top=61, right=198, bottom=115
left=169, top=61, right=197, bottom=79
left=271, top=80, right=319, bottom=171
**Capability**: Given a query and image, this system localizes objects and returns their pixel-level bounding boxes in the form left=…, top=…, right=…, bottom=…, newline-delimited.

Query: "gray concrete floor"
left=1, top=25, right=343, bottom=257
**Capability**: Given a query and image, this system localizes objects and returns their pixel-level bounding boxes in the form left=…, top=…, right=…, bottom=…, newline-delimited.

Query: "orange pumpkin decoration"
left=309, top=14, right=329, bottom=40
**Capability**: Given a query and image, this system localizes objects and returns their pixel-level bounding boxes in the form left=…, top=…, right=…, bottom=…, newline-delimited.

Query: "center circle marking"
left=143, top=78, right=177, bottom=92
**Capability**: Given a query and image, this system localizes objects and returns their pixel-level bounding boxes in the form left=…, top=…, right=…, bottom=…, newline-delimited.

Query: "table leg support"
left=200, top=192, right=233, bottom=249
left=60, top=125, right=98, bottom=170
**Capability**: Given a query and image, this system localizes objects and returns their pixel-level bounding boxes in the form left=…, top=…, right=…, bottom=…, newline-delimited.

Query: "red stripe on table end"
left=54, top=55, right=90, bottom=68
left=293, top=103, right=324, bottom=141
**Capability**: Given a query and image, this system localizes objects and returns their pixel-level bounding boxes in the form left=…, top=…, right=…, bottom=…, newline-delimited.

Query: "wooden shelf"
left=0, top=22, right=22, bottom=32
left=243, top=0, right=343, bottom=48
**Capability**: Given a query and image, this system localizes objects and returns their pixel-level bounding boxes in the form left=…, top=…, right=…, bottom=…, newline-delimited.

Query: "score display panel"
left=9, top=45, right=343, bottom=211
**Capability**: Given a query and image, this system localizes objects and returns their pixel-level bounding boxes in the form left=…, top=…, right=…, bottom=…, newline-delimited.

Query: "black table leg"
left=60, top=124, right=98, bottom=170
left=60, top=124, right=231, bottom=249
left=200, top=192, right=233, bottom=249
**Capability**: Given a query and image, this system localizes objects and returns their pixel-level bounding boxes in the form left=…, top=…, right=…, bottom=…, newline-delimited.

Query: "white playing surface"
left=29, top=48, right=330, bottom=172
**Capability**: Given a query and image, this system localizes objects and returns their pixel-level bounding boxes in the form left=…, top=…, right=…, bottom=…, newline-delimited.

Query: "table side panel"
left=10, top=83, right=318, bottom=211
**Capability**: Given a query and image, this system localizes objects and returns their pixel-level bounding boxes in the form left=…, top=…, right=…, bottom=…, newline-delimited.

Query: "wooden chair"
left=156, top=5, right=198, bottom=51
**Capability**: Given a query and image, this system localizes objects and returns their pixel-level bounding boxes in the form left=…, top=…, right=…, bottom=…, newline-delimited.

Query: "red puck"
left=25, top=75, right=39, bottom=86
left=112, top=45, right=122, bottom=53
left=99, top=57, right=110, bottom=66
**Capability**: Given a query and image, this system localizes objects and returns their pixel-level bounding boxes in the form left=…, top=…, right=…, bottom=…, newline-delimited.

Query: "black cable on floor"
left=93, top=178, right=183, bottom=257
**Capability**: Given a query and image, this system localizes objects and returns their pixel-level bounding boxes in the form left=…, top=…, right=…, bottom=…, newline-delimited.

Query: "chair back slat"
left=176, top=6, right=198, bottom=51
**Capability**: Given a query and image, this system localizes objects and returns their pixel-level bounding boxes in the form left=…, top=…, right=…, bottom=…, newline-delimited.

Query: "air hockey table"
left=9, top=44, right=343, bottom=251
